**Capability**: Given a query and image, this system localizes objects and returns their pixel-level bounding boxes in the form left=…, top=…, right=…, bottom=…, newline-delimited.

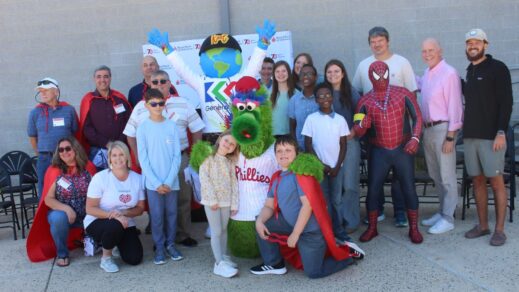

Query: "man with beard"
left=462, top=29, right=513, bottom=246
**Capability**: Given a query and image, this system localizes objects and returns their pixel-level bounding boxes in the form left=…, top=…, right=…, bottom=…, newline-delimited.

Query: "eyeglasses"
left=58, top=146, right=73, bottom=153
left=37, top=80, right=57, bottom=86
left=151, top=79, right=168, bottom=85
left=317, top=93, right=332, bottom=100
left=148, top=101, right=166, bottom=107
left=301, top=72, right=315, bottom=77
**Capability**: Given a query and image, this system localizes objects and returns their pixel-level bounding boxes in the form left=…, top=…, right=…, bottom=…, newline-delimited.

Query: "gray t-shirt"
left=267, top=171, right=319, bottom=232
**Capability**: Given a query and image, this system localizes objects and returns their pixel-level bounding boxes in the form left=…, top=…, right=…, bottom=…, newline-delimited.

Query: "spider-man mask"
left=368, top=61, right=390, bottom=92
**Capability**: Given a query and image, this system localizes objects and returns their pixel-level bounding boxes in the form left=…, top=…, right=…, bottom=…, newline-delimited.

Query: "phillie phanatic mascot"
left=148, top=20, right=276, bottom=138
left=191, top=76, right=277, bottom=258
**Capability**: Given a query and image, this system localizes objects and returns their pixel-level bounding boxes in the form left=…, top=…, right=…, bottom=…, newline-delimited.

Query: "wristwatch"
left=445, top=136, right=454, bottom=142
left=497, top=130, right=506, bottom=136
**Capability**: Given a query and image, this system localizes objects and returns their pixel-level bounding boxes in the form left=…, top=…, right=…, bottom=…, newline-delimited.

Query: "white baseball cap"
left=36, top=77, right=59, bottom=90
left=465, top=28, right=488, bottom=42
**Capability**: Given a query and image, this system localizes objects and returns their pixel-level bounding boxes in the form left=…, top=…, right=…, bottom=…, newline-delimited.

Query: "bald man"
left=128, top=55, right=178, bottom=107
left=418, top=38, right=463, bottom=234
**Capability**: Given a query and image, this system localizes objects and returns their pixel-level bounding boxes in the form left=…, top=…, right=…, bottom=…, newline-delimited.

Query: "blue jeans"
left=89, top=147, right=108, bottom=172
left=37, top=153, right=53, bottom=198
left=256, top=213, right=352, bottom=278
left=321, top=170, right=349, bottom=242
left=47, top=210, right=82, bottom=258
left=367, top=146, right=418, bottom=212
left=147, top=189, right=178, bottom=252
left=340, top=138, right=361, bottom=229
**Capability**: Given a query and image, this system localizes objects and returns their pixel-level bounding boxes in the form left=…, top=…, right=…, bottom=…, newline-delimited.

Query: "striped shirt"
left=123, top=96, right=205, bottom=150
left=233, top=144, right=279, bottom=221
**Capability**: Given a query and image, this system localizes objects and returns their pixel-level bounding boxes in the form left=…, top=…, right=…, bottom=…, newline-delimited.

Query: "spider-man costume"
left=353, top=61, right=423, bottom=244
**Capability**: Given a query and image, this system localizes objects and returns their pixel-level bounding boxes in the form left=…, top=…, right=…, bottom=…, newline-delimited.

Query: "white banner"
left=142, top=31, right=293, bottom=109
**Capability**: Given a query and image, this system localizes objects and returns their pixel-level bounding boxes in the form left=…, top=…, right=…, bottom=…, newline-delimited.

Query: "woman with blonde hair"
left=85, top=140, right=145, bottom=273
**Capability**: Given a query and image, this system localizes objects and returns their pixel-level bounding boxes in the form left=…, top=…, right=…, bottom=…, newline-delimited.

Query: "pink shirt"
left=419, top=59, right=463, bottom=131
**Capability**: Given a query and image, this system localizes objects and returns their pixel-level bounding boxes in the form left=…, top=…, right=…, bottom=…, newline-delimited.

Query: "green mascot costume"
left=191, top=76, right=277, bottom=258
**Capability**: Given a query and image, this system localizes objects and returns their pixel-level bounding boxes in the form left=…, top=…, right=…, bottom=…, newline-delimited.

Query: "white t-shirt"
left=233, top=144, right=278, bottom=221
left=84, top=169, right=145, bottom=228
left=301, top=111, right=350, bottom=167
left=352, top=54, right=417, bottom=95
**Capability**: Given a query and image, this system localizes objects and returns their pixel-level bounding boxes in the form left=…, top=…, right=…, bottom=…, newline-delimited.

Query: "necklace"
left=372, top=87, right=390, bottom=119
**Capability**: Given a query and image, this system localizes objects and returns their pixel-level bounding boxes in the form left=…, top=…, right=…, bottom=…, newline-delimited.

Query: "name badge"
left=166, top=138, right=176, bottom=144
left=57, top=177, right=71, bottom=189
left=114, top=103, right=126, bottom=114
left=52, top=118, right=65, bottom=127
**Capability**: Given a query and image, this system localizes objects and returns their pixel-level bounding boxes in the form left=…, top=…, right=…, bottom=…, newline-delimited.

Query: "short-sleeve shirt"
left=301, top=111, right=350, bottom=167
left=332, top=88, right=361, bottom=130
left=287, top=91, right=319, bottom=150
left=55, top=170, right=92, bottom=222
left=27, top=104, right=78, bottom=152
left=352, top=54, right=417, bottom=95
left=123, top=96, right=204, bottom=150
left=272, top=91, right=291, bottom=135
left=267, top=171, right=319, bottom=232
left=84, top=169, right=145, bottom=228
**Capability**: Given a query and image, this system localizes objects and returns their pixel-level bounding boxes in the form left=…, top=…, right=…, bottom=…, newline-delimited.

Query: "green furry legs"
left=227, top=219, right=260, bottom=258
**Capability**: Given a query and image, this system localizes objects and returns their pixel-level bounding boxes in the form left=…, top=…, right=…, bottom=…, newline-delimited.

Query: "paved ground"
left=1, top=187, right=518, bottom=292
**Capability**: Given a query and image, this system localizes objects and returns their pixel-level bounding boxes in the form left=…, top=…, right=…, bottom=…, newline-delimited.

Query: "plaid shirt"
left=356, top=85, right=422, bottom=149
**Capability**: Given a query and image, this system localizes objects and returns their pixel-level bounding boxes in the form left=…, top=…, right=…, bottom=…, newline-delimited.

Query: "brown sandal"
left=56, top=257, right=70, bottom=267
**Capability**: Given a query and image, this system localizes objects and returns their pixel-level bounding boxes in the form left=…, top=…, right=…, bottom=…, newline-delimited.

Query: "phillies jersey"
left=233, top=144, right=278, bottom=221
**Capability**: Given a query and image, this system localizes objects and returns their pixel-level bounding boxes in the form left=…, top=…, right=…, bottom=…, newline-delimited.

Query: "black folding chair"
left=0, top=167, right=18, bottom=240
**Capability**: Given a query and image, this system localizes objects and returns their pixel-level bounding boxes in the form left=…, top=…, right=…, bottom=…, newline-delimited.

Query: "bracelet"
left=411, top=136, right=420, bottom=143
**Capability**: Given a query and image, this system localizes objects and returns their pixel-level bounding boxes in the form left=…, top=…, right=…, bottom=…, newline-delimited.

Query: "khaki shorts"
left=463, top=138, right=506, bottom=177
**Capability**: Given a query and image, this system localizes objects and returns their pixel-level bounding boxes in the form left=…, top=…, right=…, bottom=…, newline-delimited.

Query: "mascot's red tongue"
left=242, top=130, right=251, bottom=139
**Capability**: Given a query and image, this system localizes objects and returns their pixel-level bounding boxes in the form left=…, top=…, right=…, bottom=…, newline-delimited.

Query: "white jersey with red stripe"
left=232, top=144, right=278, bottom=221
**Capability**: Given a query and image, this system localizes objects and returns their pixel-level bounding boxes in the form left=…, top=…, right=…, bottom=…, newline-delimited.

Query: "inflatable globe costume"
left=148, top=20, right=276, bottom=138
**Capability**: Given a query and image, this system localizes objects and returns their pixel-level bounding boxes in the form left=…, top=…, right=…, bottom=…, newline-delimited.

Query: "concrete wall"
left=1, top=0, right=518, bottom=155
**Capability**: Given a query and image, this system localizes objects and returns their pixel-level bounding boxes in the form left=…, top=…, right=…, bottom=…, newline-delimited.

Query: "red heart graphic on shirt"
left=119, top=194, right=131, bottom=204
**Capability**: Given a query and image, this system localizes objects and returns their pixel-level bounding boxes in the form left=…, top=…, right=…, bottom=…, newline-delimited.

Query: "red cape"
left=26, top=161, right=97, bottom=262
left=268, top=171, right=351, bottom=270
left=78, top=89, right=131, bottom=153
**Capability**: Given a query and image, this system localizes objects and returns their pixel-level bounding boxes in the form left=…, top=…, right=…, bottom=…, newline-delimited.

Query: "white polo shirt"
left=123, top=96, right=205, bottom=150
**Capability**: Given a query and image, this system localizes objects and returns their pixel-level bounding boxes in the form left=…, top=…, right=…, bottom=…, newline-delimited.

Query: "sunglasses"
left=148, top=101, right=166, bottom=107
left=151, top=79, right=168, bottom=85
left=58, top=146, right=73, bottom=153
left=37, top=80, right=57, bottom=86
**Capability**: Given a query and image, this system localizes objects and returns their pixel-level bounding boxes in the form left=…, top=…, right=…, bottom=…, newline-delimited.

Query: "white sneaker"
left=428, top=218, right=454, bottom=234
left=421, top=213, right=442, bottom=227
left=214, top=261, right=238, bottom=278
left=222, top=254, right=238, bottom=268
left=100, top=256, right=119, bottom=273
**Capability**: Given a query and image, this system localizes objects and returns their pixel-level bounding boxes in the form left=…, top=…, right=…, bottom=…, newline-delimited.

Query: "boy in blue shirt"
left=136, top=88, right=183, bottom=264
left=251, top=136, right=363, bottom=278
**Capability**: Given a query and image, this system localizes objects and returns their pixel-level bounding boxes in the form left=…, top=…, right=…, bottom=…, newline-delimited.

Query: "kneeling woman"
left=85, top=141, right=145, bottom=273
left=27, top=136, right=96, bottom=265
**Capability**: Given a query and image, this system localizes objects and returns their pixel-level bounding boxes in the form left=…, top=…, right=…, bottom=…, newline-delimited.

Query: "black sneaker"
left=345, top=241, right=365, bottom=260
left=179, top=237, right=198, bottom=247
left=250, top=261, right=287, bottom=275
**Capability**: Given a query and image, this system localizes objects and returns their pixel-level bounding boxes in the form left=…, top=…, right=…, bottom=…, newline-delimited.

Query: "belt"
left=423, top=121, right=447, bottom=128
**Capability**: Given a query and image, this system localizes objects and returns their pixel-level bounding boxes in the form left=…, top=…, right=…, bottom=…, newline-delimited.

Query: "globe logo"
left=200, top=47, right=243, bottom=78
